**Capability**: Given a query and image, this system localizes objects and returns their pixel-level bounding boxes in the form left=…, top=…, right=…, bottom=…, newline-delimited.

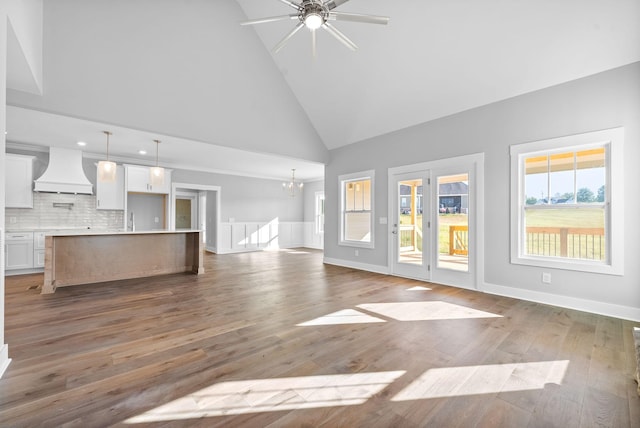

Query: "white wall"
left=302, top=179, right=324, bottom=249
left=324, top=63, right=640, bottom=320
left=1, top=4, right=11, bottom=378
left=6, top=0, right=42, bottom=94
left=6, top=0, right=328, bottom=164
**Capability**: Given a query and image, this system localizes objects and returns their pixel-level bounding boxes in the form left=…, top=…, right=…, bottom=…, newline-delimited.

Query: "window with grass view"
left=340, top=171, right=374, bottom=248
left=510, top=128, right=624, bottom=275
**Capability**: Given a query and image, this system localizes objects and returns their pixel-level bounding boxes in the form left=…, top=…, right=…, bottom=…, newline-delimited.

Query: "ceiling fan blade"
left=324, top=0, right=350, bottom=10
left=312, top=29, right=317, bottom=58
left=273, top=22, right=305, bottom=53
left=322, top=22, right=357, bottom=51
left=241, top=14, right=298, bottom=26
left=278, top=0, right=302, bottom=11
left=329, top=11, right=389, bottom=25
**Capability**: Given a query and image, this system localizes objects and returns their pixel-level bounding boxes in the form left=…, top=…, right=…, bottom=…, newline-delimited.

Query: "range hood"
left=34, top=147, right=93, bottom=194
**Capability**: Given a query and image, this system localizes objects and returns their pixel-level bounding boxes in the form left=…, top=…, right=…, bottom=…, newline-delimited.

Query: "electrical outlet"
left=354, top=249, right=359, bottom=257
left=154, top=217, right=159, bottom=223
left=9, top=217, right=16, bottom=224
left=542, top=272, right=551, bottom=284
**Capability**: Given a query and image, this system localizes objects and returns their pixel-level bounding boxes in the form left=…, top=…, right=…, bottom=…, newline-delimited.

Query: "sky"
left=525, top=167, right=605, bottom=201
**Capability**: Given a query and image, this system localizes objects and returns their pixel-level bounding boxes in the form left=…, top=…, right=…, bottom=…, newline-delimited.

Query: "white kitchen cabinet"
left=33, top=232, right=47, bottom=268
left=126, top=165, right=172, bottom=194
left=96, top=165, right=125, bottom=210
left=5, top=154, right=35, bottom=208
left=5, top=232, right=34, bottom=270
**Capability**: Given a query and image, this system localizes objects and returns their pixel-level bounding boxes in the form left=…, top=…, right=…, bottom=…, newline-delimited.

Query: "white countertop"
left=47, top=229, right=202, bottom=237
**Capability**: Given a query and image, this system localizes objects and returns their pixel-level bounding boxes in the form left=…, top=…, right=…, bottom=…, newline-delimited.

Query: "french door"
left=389, top=154, right=481, bottom=290
left=391, top=172, right=430, bottom=280
left=430, top=168, right=474, bottom=289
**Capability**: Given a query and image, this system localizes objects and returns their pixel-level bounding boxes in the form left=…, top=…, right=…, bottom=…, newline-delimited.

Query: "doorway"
left=171, top=183, right=221, bottom=253
left=388, top=153, right=484, bottom=290
left=175, top=191, right=198, bottom=230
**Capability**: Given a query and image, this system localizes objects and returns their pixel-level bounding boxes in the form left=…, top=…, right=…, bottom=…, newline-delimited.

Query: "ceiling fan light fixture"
left=304, top=13, right=323, bottom=30
left=97, top=131, right=117, bottom=183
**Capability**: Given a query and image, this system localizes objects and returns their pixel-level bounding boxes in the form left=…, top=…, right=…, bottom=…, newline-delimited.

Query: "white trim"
left=387, top=153, right=485, bottom=290
left=480, top=281, right=640, bottom=322
left=339, top=170, right=375, bottom=249
left=509, top=127, right=624, bottom=275
left=170, top=182, right=221, bottom=253
left=0, top=345, right=10, bottom=379
left=323, top=257, right=390, bottom=275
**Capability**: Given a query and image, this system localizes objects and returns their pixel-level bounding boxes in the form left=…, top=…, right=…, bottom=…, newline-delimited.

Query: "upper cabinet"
left=125, top=165, right=172, bottom=194
left=96, top=165, right=125, bottom=210
left=5, top=154, right=35, bottom=208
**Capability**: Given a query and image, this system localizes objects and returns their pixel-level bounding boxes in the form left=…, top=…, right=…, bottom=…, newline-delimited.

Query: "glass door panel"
left=436, top=173, right=469, bottom=272
left=392, top=172, right=428, bottom=280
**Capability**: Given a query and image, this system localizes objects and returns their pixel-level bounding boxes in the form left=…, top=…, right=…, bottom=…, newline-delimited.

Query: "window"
left=315, top=191, right=325, bottom=234
left=510, top=128, right=623, bottom=275
left=340, top=170, right=374, bottom=248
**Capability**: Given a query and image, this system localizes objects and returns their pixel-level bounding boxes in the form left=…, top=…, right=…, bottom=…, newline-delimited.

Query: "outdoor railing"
left=525, top=226, right=605, bottom=260
left=444, top=225, right=605, bottom=260
left=400, top=224, right=423, bottom=250
left=449, top=225, right=468, bottom=255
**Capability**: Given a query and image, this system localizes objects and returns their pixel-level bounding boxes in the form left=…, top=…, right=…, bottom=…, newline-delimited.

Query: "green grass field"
left=524, top=207, right=604, bottom=228
left=400, top=213, right=468, bottom=253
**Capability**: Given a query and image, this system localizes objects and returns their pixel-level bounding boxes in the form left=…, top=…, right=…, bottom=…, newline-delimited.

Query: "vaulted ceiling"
left=6, top=0, right=640, bottom=180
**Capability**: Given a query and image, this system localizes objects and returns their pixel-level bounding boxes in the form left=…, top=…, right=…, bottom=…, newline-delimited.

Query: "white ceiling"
left=6, top=106, right=325, bottom=181
left=5, top=0, right=640, bottom=180
left=237, top=0, right=640, bottom=149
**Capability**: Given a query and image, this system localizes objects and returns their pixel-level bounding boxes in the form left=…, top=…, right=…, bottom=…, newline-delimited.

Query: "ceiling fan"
left=241, top=0, right=389, bottom=55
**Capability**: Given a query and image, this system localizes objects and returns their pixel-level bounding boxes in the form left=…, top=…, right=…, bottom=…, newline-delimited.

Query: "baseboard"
left=0, top=344, right=11, bottom=379
left=5, top=267, right=44, bottom=276
left=303, top=244, right=324, bottom=250
left=323, top=257, right=390, bottom=275
left=319, top=257, right=640, bottom=321
left=480, top=281, right=640, bottom=322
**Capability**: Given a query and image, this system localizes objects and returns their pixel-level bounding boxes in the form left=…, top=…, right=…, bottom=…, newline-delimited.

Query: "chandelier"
left=283, top=169, right=303, bottom=197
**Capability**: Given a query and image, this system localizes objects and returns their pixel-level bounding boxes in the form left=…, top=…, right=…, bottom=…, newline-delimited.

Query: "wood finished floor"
left=1, top=249, right=639, bottom=427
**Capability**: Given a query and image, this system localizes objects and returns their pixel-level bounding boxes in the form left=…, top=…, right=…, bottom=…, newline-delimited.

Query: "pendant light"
left=149, top=139, right=165, bottom=186
left=282, top=168, right=303, bottom=197
left=97, top=131, right=117, bottom=182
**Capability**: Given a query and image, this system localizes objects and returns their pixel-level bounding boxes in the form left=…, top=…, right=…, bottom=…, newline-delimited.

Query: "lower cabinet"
left=5, top=232, right=34, bottom=270
left=34, top=232, right=46, bottom=268
left=5, top=231, right=47, bottom=272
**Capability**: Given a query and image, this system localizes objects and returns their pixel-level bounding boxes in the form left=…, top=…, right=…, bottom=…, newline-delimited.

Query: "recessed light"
left=77, top=141, right=87, bottom=146
left=138, top=150, right=147, bottom=155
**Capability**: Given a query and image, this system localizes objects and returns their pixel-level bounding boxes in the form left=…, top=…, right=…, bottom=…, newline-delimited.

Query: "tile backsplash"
left=5, top=193, right=124, bottom=230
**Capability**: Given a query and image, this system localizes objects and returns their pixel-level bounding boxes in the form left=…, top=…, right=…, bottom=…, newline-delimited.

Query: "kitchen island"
left=42, top=230, right=204, bottom=294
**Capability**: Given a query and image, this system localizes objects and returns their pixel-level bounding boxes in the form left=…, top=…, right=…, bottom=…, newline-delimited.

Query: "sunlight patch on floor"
left=124, top=371, right=406, bottom=424
left=357, top=301, right=502, bottom=321
left=406, top=286, right=432, bottom=291
left=391, top=360, right=569, bottom=401
left=296, top=309, right=387, bottom=326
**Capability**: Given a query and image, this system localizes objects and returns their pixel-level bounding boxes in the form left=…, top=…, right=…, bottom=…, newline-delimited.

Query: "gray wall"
left=172, top=169, right=304, bottom=223
left=324, top=62, right=640, bottom=312
left=127, top=193, right=165, bottom=231
left=205, top=190, right=217, bottom=249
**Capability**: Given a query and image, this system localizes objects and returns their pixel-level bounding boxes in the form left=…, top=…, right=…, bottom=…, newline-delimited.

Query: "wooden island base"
left=42, top=230, right=203, bottom=294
